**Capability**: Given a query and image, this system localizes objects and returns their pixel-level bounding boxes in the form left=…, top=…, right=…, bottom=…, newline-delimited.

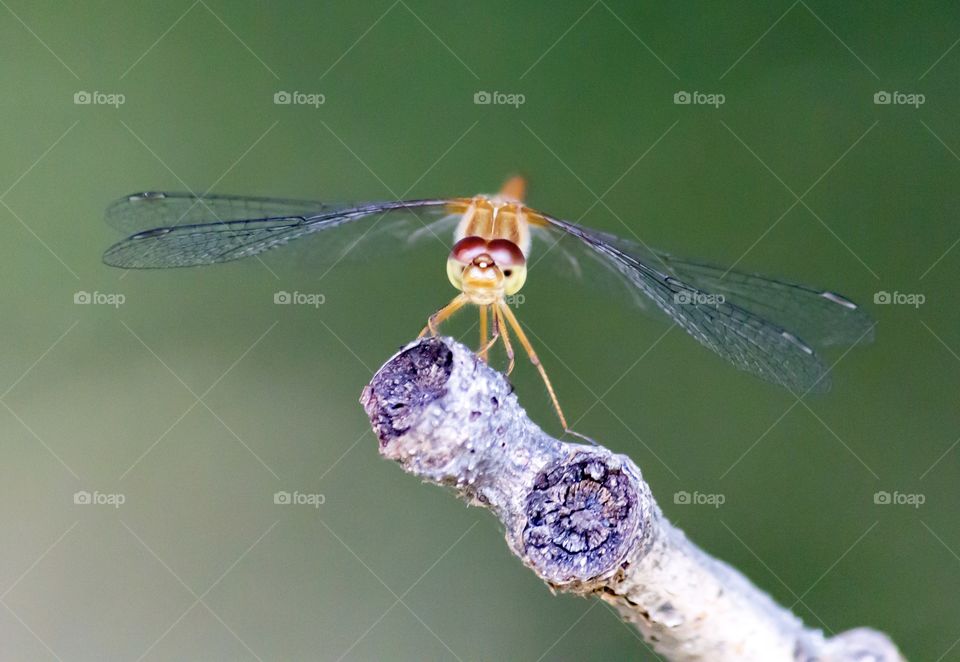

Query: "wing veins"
left=542, top=214, right=833, bottom=392
left=103, top=197, right=448, bottom=268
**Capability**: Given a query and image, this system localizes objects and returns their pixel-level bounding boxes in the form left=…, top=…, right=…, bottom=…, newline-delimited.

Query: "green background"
left=1, top=2, right=958, bottom=660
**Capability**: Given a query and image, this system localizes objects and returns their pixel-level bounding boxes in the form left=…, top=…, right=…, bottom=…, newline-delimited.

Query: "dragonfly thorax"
left=452, top=195, right=532, bottom=257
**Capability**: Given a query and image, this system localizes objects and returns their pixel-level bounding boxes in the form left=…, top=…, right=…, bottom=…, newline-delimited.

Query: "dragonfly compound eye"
left=450, top=236, right=489, bottom=264
left=483, top=239, right=526, bottom=295
left=486, top=239, right=526, bottom=267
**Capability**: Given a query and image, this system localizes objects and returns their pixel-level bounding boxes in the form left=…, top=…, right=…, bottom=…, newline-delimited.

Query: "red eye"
left=486, top=239, right=525, bottom=267
left=451, top=236, right=487, bottom=263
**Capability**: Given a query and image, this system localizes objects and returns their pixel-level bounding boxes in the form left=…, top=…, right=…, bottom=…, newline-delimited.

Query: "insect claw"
left=479, top=330, right=499, bottom=362
left=564, top=428, right=599, bottom=446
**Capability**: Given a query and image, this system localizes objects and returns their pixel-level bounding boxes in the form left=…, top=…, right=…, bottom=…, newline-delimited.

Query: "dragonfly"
left=103, top=176, right=873, bottom=433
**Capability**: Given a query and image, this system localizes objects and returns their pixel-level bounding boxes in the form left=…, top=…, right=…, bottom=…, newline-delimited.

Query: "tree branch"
left=360, top=337, right=904, bottom=662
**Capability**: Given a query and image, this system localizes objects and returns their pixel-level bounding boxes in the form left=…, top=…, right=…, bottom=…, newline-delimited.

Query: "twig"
left=360, top=337, right=904, bottom=662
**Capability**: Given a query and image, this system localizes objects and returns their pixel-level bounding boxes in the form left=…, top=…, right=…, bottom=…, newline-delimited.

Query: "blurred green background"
left=1, top=1, right=958, bottom=660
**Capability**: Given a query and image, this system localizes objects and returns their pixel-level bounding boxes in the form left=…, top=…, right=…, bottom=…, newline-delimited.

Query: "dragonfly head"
left=447, top=236, right=527, bottom=304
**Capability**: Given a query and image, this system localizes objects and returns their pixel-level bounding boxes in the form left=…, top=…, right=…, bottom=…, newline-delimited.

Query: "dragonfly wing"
left=105, top=191, right=345, bottom=235
left=528, top=225, right=658, bottom=315
left=648, top=253, right=875, bottom=348
left=541, top=215, right=874, bottom=393
left=102, top=196, right=452, bottom=269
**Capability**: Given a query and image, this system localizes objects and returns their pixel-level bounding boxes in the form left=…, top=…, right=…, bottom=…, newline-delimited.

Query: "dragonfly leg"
left=479, top=326, right=500, bottom=358
left=419, top=294, right=468, bottom=338
left=479, top=305, right=489, bottom=361
left=497, top=301, right=570, bottom=432
left=493, top=304, right=515, bottom=376
left=478, top=306, right=502, bottom=360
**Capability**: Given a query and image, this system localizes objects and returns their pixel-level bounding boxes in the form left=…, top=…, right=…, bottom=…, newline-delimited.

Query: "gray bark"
left=360, top=336, right=904, bottom=662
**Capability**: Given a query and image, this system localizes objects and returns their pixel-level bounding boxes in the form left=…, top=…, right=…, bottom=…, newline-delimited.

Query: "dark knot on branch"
left=360, top=338, right=453, bottom=446
left=523, top=452, right=641, bottom=585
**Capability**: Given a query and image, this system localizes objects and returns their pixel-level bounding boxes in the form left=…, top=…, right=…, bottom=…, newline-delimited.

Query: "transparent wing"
left=102, top=192, right=452, bottom=269
left=649, top=253, right=875, bottom=348
left=540, top=215, right=874, bottom=393
left=105, top=191, right=346, bottom=235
